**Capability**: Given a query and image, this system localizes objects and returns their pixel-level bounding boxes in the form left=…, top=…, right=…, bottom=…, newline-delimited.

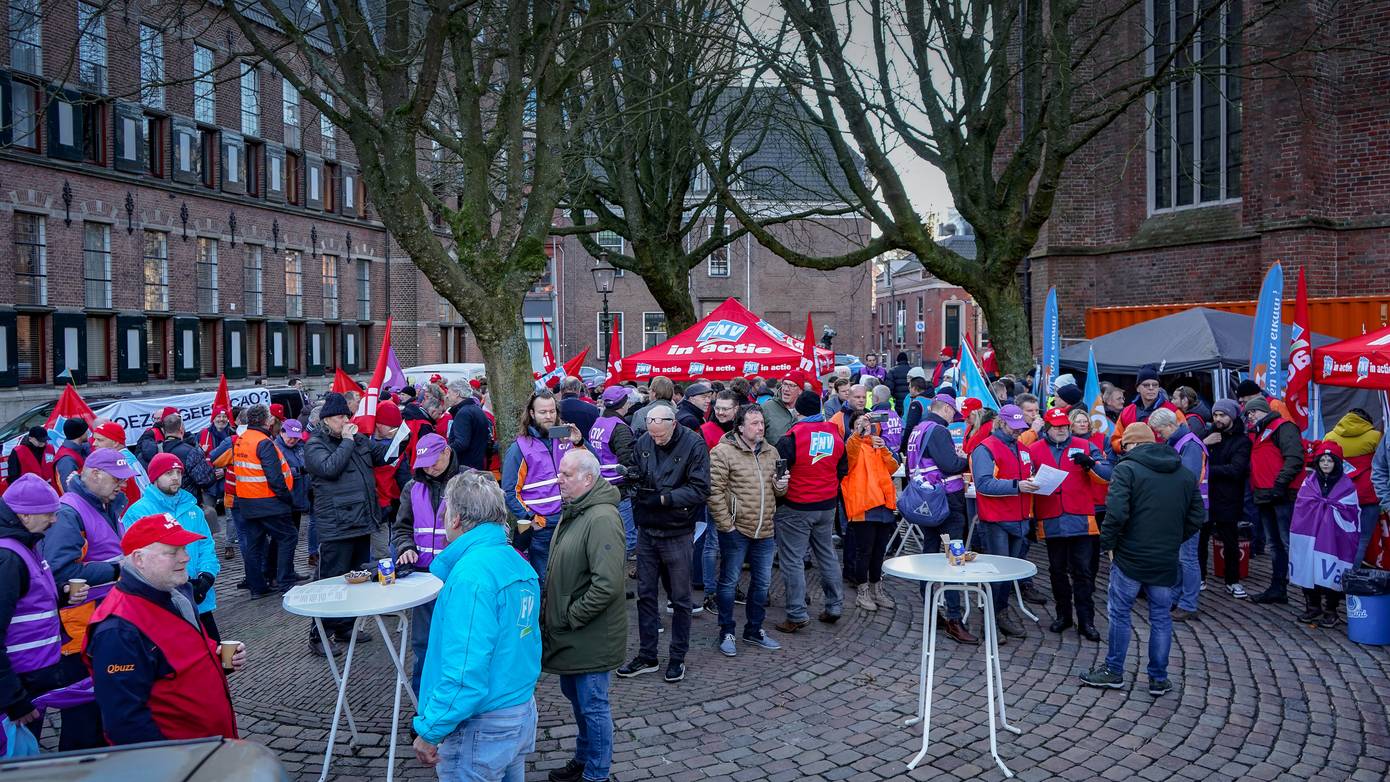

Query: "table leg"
left=981, top=585, right=1015, bottom=779
left=375, top=612, right=412, bottom=782
left=906, top=584, right=945, bottom=770
left=1013, top=581, right=1040, bottom=622
left=318, top=616, right=362, bottom=782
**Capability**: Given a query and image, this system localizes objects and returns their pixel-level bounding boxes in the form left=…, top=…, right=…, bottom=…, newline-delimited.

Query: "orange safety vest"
left=231, top=429, right=292, bottom=501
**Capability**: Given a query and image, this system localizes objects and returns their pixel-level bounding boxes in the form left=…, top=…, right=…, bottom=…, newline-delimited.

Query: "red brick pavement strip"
left=50, top=529, right=1390, bottom=782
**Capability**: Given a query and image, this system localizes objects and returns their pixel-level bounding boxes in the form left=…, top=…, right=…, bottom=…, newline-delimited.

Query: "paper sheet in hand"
left=384, top=424, right=411, bottom=461
left=1030, top=464, right=1068, bottom=496
left=695, top=521, right=708, bottom=541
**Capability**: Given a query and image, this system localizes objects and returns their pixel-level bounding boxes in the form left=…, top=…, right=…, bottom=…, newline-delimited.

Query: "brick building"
left=0, top=0, right=480, bottom=419
left=872, top=214, right=984, bottom=365
left=1024, top=0, right=1390, bottom=342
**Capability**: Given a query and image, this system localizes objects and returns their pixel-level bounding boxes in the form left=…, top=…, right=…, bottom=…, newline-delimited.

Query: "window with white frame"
left=14, top=213, right=45, bottom=305
left=83, top=222, right=111, bottom=308
left=282, top=79, right=301, bottom=147
left=8, top=0, right=41, bottom=76
left=196, top=238, right=219, bottom=313
left=139, top=25, right=164, bottom=108
left=595, top=229, right=623, bottom=255
left=244, top=245, right=263, bottom=316
left=706, top=223, right=731, bottom=277
left=642, top=312, right=667, bottom=349
left=1148, top=0, right=1241, bottom=211
left=595, top=311, right=624, bottom=356
left=9, top=79, right=39, bottom=150
left=77, top=3, right=106, bottom=91
left=356, top=259, right=370, bottom=320
left=322, top=255, right=339, bottom=319
left=285, top=250, right=303, bottom=317
left=193, top=45, right=215, bottom=123
left=142, top=230, right=168, bottom=310
left=240, top=62, right=260, bottom=136
left=319, top=91, right=336, bottom=158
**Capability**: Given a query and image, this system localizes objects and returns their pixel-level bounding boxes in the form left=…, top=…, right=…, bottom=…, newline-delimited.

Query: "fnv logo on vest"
left=697, top=320, right=747, bottom=343
left=807, top=431, right=834, bottom=463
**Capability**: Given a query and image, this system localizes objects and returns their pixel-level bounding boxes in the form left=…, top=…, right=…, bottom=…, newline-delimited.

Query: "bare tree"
left=720, top=0, right=1369, bottom=373
left=214, top=0, right=600, bottom=443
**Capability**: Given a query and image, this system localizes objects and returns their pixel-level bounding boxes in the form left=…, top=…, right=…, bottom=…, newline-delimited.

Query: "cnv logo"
left=807, top=431, right=834, bottom=463
left=697, top=320, right=747, bottom=343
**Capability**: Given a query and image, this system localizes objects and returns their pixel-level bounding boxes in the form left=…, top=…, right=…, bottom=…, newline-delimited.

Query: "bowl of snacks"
left=344, top=570, right=373, bottom=584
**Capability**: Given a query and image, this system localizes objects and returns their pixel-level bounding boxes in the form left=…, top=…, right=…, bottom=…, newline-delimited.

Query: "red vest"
left=1250, top=418, right=1298, bottom=490
left=85, top=587, right=238, bottom=741
left=785, top=422, right=844, bottom=505
left=12, top=443, right=56, bottom=486
left=1343, top=452, right=1379, bottom=505
left=53, top=445, right=86, bottom=494
left=1027, top=437, right=1098, bottom=520
left=375, top=461, right=402, bottom=507
left=403, top=419, right=433, bottom=472
left=974, top=435, right=1033, bottom=522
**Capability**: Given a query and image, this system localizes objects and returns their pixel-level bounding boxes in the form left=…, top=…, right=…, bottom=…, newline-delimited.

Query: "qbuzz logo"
left=697, top=320, right=747, bottom=344
left=807, top=431, right=834, bottom=464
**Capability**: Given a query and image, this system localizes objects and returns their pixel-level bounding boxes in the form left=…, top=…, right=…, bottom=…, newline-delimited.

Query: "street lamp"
left=591, top=253, right=616, bottom=366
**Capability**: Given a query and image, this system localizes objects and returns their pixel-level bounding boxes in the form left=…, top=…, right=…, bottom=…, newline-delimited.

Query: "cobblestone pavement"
left=72, top=529, right=1390, bottom=781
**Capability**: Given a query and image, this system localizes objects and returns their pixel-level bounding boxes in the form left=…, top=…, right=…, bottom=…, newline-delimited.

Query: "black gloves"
left=192, top=572, right=216, bottom=604
left=1070, top=451, right=1096, bottom=470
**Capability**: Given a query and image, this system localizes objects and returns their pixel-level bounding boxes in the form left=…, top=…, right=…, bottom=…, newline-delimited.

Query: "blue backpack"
left=898, top=422, right=951, bottom=526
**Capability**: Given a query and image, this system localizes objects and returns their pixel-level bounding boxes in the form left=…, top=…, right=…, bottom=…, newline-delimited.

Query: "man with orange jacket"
left=231, top=405, right=297, bottom=598
left=1028, top=407, right=1110, bottom=641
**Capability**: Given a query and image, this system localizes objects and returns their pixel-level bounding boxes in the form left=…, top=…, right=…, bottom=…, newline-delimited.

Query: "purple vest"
left=906, top=422, right=965, bottom=493
left=58, top=492, right=124, bottom=601
left=409, top=481, right=447, bottom=568
left=516, top=436, right=572, bottom=517
left=0, top=538, right=62, bottom=673
left=587, top=416, right=625, bottom=485
left=876, top=408, right=904, bottom=453
left=1173, top=431, right=1210, bottom=510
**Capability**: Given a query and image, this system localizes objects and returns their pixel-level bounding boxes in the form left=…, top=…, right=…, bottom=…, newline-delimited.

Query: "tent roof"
left=1312, top=323, right=1390, bottom=389
left=1060, top=307, right=1341, bottom=375
left=613, top=298, right=830, bottom=383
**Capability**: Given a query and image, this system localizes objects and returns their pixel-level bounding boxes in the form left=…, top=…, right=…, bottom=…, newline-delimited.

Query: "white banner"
left=94, top=388, right=272, bottom=446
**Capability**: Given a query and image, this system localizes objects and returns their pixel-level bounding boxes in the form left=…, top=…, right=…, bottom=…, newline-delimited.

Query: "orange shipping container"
left=1086, top=296, right=1390, bottom=341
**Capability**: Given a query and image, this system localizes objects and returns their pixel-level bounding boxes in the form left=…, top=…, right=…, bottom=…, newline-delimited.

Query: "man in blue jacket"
left=445, top=378, right=494, bottom=471
left=412, top=470, right=542, bottom=779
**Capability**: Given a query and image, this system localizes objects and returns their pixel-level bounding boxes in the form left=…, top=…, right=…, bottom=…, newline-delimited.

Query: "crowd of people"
left=2, top=352, right=1385, bottom=782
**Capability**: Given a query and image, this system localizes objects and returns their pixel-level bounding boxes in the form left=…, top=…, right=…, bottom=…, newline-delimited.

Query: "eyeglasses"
left=647, top=417, right=675, bottom=423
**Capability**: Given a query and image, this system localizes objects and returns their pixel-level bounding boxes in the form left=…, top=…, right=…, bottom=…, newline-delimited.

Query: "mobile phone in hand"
left=775, top=459, right=789, bottom=479
left=548, top=425, right=572, bottom=441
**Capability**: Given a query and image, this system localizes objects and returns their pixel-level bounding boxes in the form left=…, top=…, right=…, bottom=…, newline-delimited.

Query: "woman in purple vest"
left=391, top=433, right=459, bottom=694
left=501, top=390, right=583, bottom=583
left=0, top=475, right=99, bottom=751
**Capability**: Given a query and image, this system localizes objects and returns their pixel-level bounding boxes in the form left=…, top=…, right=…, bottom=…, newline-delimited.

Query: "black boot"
left=1296, top=590, right=1322, bottom=624
left=1049, top=614, right=1074, bottom=633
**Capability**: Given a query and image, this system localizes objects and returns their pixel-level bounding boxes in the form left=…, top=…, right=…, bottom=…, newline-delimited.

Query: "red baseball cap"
left=1044, top=407, right=1071, bottom=427
left=121, top=513, right=206, bottom=555
left=94, top=421, right=126, bottom=444
left=157, top=407, right=180, bottom=421
left=270, top=403, right=287, bottom=420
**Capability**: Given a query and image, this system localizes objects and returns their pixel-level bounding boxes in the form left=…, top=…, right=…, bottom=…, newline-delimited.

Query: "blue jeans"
left=435, top=698, right=536, bottom=782
left=717, top=530, right=775, bottom=637
left=690, top=509, right=718, bottom=592
left=1176, top=532, right=1201, bottom=611
left=1104, top=564, right=1174, bottom=682
left=618, top=498, right=636, bottom=555
left=774, top=507, right=842, bottom=622
left=529, top=524, right=555, bottom=585
left=307, top=511, right=320, bottom=556
left=977, top=521, right=1028, bottom=611
left=1355, top=504, right=1380, bottom=567
left=411, top=598, right=436, bottom=694
left=558, top=673, right=613, bottom=781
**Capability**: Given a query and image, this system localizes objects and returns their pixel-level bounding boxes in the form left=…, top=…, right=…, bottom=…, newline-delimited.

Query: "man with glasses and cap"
left=392, top=433, right=459, bottom=694
left=971, top=404, right=1041, bottom=640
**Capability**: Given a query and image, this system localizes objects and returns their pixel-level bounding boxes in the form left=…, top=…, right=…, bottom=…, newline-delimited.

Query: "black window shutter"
left=51, top=312, right=87, bottom=385
left=115, top=314, right=148, bottom=383
left=46, top=89, right=83, bottom=162
left=0, top=310, right=17, bottom=388
left=223, top=319, right=247, bottom=379
left=221, top=131, right=246, bottom=195
left=113, top=102, right=145, bottom=173
left=173, top=316, right=200, bottom=381
left=265, top=320, right=288, bottom=376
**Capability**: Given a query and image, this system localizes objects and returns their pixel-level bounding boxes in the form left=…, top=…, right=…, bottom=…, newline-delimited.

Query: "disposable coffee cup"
left=68, top=578, right=87, bottom=598
left=219, top=641, right=242, bottom=671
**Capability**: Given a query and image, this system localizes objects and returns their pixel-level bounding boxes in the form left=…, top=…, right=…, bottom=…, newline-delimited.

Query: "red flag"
left=45, top=385, right=96, bottom=431
left=604, top=328, right=623, bottom=384
left=332, top=367, right=363, bottom=396
left=798, top=313, right=822, bottom=393
left=541, top=320, right=558, bottom=373
left=359, top=318, right=393, bottom=431
left=212, top=375, right=231, bottom=416
left=1285, top=267, right=1312, bottom=431
left=562, top=348, right=589, bottom=380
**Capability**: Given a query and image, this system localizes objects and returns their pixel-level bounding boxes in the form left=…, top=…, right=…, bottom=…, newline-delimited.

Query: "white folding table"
left=283, top=571, right=442, bottom=782
left=884, top=553, right=1038, bottom=779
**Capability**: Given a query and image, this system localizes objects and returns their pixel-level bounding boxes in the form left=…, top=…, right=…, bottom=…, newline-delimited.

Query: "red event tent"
left=612, top=298, right=834, bottom=382
left=1313, top=323, right=1390, bottom=389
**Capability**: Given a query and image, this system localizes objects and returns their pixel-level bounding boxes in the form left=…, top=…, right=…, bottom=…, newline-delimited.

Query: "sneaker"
left=996, top=611, right=1026, bottom=638
left=855, top=583, right=878, bottom=611
left=872, top=582, right=895, bottom=609
left=1170, top=608, right=1198, bottom=622
left=718, top=633, right=737, bottom=657
left=734, top=587, right=747, bottom=605
left=1198, top=581, right=1207, bottom=591
left=1020, top=583, right=1049, bottom=605
left=1080, top=665, right=1124, bottom=689
left=666, top=601, right=673, bottom=614
left=1251, top=590, right=1289, bottom=605
left=691, top=600, right=704, bottom=615
left=1226, top=583, right=1249, bottom=599
left=548, top=760, right=586, bottom=782
left=664, top=661, right=685, bottom=683
left=1317, top=610, right=1340, bottom=628
left=1148, top=678, right=1173, bottom=697
left=616, top=656, right=660, bottom=678
left=742, top=629, right=782, bottom=650
left=702, top=595, right=717, bottom=614
left=1296, top=606, right=1323, bottom=623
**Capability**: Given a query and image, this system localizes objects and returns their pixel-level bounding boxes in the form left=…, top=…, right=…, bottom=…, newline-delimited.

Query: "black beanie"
left=795, top=390, right=822, bottom=417
left=63, top=418, right=89, bottom=440
left=1056, top=384, right=1084, bottom=406
left=896, top=351, right=909, bottom=363
left=320, top=392, right=352, bottom=419
left=1236, top=379, right=1262, bottom=398
left=1136, top=364, right=1161, bottom=385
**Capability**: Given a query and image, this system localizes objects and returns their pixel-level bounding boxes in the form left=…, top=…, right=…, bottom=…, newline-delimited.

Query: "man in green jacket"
left=544, top=449, right=627, bottom=782
left=759, top=374, right=801, bottom=448
left=1081, top=423, right=1204, bottom=698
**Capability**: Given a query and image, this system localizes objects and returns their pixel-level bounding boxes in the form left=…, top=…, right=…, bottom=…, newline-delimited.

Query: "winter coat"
left=122, top=487, right=220, bottom=613
left=843, top=433, right=900, bottom=520
left=1324, top=411, right=1382, bottom=506
left=675, top=399, right=706, bottom=432
left=446, top=398, right=493, bottom=471
left=759, top=397, right=796, bottom=448
left=541, top=480, right=627, bottom=675
left=630, top=425, right=710, bottom=535
left=392, top=458, right=461, bottom=556
left=708, top=431, right=784, bottom=539
left=304, top=426, right=390, bottom=542
left=1251, top=413, right=1306, bottom=505
left=1101, top=444, right=1205, bottom=586
left=886, top=360, right=913, bottom=411
left=1206, top=419, right=1252, bottom=522
left=0, top=502, right=69, bottom=721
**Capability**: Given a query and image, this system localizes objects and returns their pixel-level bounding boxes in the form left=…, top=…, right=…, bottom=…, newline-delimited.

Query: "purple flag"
left=1289, top=475, right=1361, bottom=591
left=383, top=346, right=406, bottom=393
